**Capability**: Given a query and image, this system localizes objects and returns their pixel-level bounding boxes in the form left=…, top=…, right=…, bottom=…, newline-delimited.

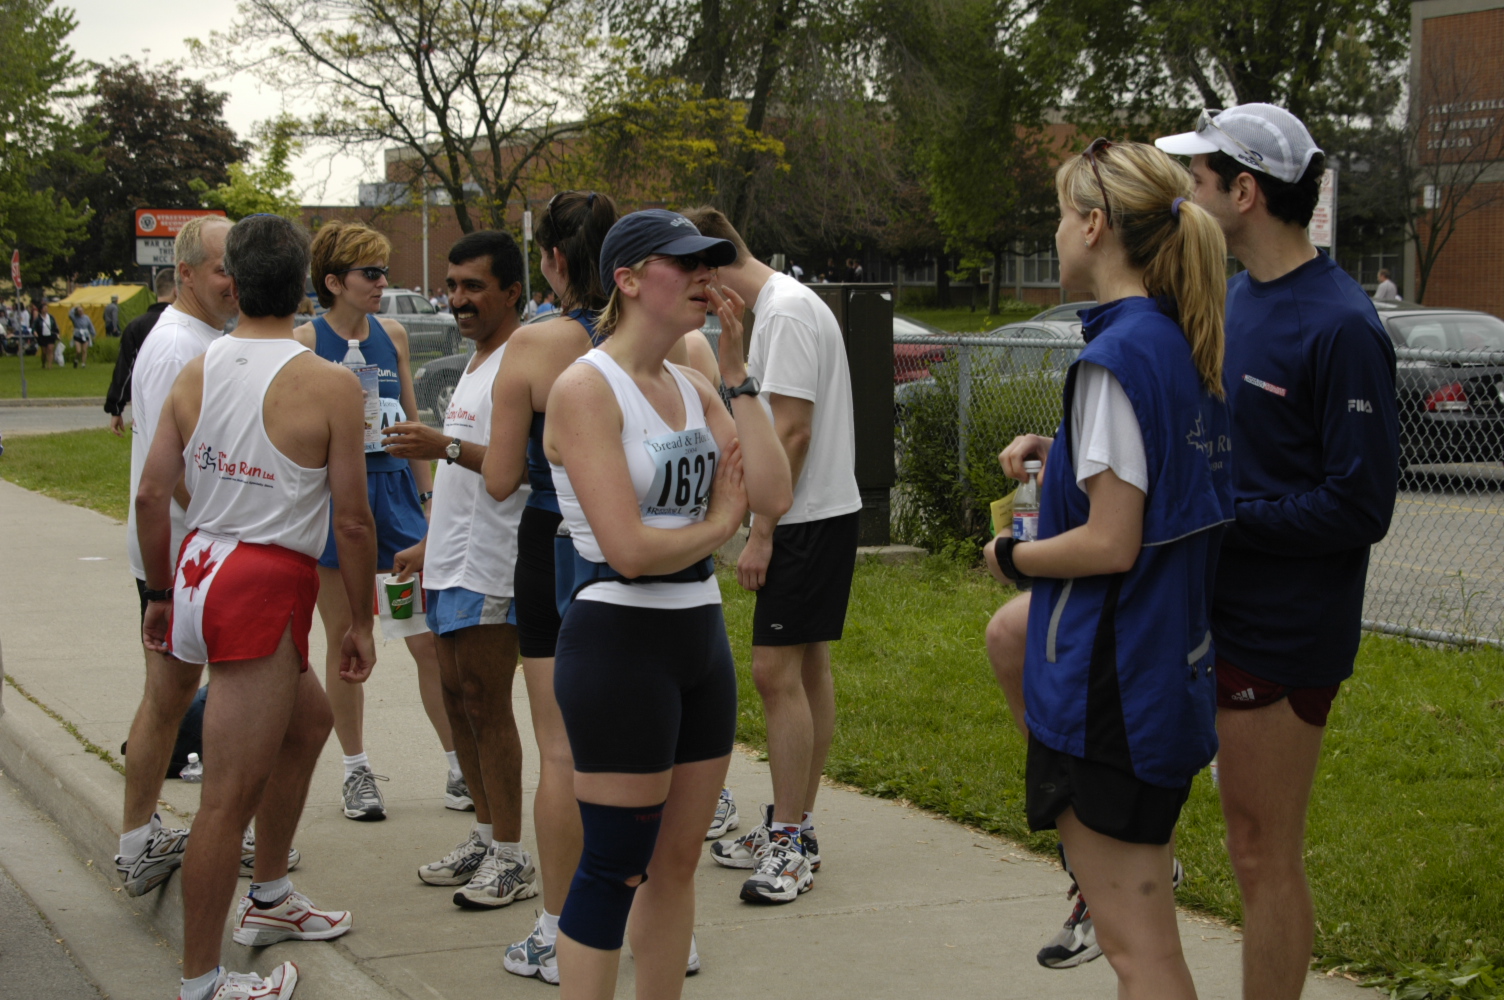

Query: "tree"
left=1017, top=0, right=1410, bottom=133
left=59, top=59, right=246, bottom=281
left=197, top=0, right=595, bottom=234
left=0, top=0, right=95, bottom=287
left=194, top=115, right=304, bottom=220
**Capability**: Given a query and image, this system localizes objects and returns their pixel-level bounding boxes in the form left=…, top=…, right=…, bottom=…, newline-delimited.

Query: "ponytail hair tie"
left=587, top=192, right=597, bottom=207
left=1171, top=197, right=1186, bottom=219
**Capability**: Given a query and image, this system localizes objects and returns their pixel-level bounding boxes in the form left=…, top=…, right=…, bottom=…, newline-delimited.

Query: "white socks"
left=444, top=750, right=462, bottom=780
left=119, top=816, right=156, bottom=859
left=801, top=810, right=815, bottom=833
left=475, top=823, right=493, bottom=846
left=179, top=966, right=222, bottom=1000
left=539, top=910, right=561, bottom=942
left=250, top=876, right=292, bottom=907
left=342, top=752, right=369, bottom=777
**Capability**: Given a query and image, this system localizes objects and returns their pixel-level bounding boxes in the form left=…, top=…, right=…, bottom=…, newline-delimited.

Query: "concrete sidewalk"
left=0, top=478, right=1374, bottom=1000
left=0, top=402, right=115, bottom=437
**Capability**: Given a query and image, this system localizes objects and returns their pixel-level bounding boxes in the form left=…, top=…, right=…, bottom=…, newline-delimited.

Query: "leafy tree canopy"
left=195, top=115, right=303, bottom=220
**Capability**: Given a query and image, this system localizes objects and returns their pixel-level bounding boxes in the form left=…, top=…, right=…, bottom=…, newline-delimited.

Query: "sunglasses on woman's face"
left=337, top=266, right=390, bottom=282
left=645, top=253, right=712, bottom=273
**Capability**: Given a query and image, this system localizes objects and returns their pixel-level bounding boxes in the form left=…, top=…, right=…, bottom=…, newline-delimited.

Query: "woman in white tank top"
left=542, top=211, right=791, bottom=999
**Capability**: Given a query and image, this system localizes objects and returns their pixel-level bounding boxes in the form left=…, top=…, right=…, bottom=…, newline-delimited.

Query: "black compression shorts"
left=515, top=505, right=564, bottom=659
left=554, top=600, right=737, bottom=774
left=1025, top=736, right=1192, bottom=846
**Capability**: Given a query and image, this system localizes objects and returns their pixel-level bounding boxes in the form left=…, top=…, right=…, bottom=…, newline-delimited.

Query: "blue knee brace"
left=558, top=800, right=665, bottom=951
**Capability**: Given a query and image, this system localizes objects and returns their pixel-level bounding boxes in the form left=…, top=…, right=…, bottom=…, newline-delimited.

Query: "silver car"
left=378, top=290, right=460, bottom=362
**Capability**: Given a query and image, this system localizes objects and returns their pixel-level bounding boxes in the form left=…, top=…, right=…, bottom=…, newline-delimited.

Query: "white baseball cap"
left=1155, top=104, right=1323, bottom=184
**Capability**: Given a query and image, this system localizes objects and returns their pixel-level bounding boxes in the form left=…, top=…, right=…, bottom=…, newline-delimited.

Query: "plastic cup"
left=383, top=574, right=416, bottom=620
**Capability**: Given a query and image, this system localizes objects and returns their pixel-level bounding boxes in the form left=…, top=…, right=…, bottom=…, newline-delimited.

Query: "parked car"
left=894, top=318, right=1083, bottom=414
left=1382, top=307, right=1504, bottom=466
left=1030, top=301, right=1097, bottom=322
left=892, top=313, right=951, bottom=384
left=379, top=289, right=459, bottom=360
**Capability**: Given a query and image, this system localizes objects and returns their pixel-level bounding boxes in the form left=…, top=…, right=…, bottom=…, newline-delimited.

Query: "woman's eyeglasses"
left=336, top=266, right=390, bottom=282
left=644, top=254, right=712, bottom=273
left=1082, top=137, right=1114, bottom=228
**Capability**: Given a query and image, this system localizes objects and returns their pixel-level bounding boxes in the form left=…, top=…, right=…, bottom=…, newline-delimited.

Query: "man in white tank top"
left=115, top=214, right=237, bottom=901
left=137, top=215, right=378, bottom=1000
left=381, top=231, right=538, bottom=910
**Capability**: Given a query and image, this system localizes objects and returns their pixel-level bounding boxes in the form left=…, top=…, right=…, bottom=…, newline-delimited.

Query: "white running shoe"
left=341, top=765, right=388, bottom=821
left=453, top=843, right=539, bottom=910
left=444, top=773, right=474, bottom=812
left=705, top=787, right=739, bottom=840
left=232, top=890, right=352, bottom=947
left=503, top=912, right=559, bottom=985
left=418, top=830, right=489, bottom=886
left=711, top=803, right=771, bottom=869
left=686, top=933, right=700, bottom=976
left=738, top=833, right=813, bottom=904
left=239, top=826, right=301, bottom=879
left=114, top=813, right=189, bottom=897
left=181, top=962, right=299, bottom=1000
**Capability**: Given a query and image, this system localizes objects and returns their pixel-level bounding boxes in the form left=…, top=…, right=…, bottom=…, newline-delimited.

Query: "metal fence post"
left=956, top=342, right=971, bottom=486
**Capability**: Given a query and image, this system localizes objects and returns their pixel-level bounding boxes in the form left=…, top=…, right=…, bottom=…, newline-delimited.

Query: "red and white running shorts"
left=170, top=530, right=320, bottom=669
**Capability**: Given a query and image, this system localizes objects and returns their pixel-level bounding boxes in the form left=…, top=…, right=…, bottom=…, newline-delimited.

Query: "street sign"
left=10, top=249, right=19, bottom=288
left=134, top=208, right=225, bottom=268
left=1308, top=168, right=1337, bottom=250
left=134, top=208, right=225, bottom=237
left=523, top=209, right=533, bottom=239
left=135, top=238, right=177, bottom=267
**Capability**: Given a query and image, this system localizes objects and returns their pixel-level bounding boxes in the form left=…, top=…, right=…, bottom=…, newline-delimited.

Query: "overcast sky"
left=66, top=0, right=372, bottom=205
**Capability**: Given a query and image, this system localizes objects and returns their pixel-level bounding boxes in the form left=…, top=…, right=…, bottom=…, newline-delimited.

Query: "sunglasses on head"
left=337, top=266, right=389, bottom=282
left=1195, top=109, right=1264, bottom=167
left=1082, top=137, right=1115, bottom=228
left=645, top=253, right=712, bottom=273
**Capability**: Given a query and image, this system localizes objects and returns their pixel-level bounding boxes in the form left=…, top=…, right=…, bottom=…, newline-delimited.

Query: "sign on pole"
left=135, top=209, right=227, bottom=267
left=10, top=249, right=20, bottom=288
left=1308, top=168, right=1337, bottom=252
left=523, top=209, right=533, bottom=240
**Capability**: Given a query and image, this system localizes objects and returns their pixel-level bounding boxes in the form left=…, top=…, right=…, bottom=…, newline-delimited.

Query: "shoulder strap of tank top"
left=567, top=308, right=604, bottom=347
left=664, top=361, right=705, bottom=429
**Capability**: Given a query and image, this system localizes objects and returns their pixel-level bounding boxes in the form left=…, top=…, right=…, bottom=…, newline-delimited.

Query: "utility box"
left=809, top=283, right=895, bottom=546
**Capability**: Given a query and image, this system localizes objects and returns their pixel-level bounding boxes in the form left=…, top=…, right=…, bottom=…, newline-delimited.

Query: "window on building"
left=1021, top=247, right=1060, bottom=286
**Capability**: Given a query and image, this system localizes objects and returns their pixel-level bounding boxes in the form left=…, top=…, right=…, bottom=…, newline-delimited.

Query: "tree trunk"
left=729, top=0, right=794, bottom=232
left=988, top=249, right=1002, bottom=313
left=936, top=251, right=951, bottom=308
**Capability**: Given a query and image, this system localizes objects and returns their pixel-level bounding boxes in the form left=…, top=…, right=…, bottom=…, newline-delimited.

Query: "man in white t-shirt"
left=683, top=207, right=862, bottom=905
left=1373, top=268, right=1400, bottom=302
left=383, top=231, right=537, bottom=911
left=114, top=214, right=238, bottom=899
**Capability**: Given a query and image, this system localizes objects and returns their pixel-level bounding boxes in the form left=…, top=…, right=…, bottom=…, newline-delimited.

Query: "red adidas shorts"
left=169, top=530, right=320, bottom=670
left=1215, top=655, right=1341, bottom=728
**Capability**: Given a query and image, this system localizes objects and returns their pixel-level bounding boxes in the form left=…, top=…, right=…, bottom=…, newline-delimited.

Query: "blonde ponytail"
left=1057, top=142, right=1227, bottom=397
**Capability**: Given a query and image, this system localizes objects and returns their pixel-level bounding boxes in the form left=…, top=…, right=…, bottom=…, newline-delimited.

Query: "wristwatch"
left=142, top=586, right=174, bottom=603
left=418, top=491, right=434, bottom=504
left=725, top=375, right=760, bottom=399
left=444, top=438, right=462, bottom=464
left=992, top=537, right=1033, bottom=591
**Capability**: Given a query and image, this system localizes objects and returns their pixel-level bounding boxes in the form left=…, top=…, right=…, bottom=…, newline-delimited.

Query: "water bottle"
left=342, top=339, right=381, bottom=452
left=179, top=752, right=203, bottom=783
left=1012, top=460, right=1042, bottom=541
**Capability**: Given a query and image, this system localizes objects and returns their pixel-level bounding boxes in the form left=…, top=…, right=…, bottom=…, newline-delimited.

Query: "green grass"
left=0, top=428, right=130, bottom=520
left=900, top=304, right=1037, bottom=333
left=719, top=556, right=1504, bottom=998
left=0, top=351, right=115, bottom=398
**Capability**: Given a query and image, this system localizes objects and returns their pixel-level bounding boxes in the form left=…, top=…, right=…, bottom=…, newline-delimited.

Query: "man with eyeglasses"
left=1160, top=105, right=1396, bottom=999
left=681, top=206, right=861, bottom=906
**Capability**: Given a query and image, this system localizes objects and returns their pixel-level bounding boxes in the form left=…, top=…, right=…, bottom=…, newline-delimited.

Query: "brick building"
left=1407, top=0, right=1504, bottom=317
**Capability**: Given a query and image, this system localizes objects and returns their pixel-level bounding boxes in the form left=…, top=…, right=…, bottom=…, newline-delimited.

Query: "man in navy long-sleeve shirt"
left=1159, top=106, right=1399, bottom=1000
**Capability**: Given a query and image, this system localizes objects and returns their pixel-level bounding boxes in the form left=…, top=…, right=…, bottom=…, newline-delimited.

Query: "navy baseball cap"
left=599, top=210, right=737, bottom=291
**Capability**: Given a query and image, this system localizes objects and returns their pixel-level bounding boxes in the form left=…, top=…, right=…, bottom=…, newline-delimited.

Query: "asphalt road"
left=0, top=403, right=116, bottom=438
left=0, top=863, right=103, bottom=1000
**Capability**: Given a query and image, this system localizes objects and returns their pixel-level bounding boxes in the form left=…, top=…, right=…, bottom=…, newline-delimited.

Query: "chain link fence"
left=892, top=332, right=1504, bottom=647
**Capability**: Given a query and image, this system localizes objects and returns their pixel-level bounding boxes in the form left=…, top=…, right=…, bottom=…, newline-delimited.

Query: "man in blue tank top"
left=1156, top=105, right=1399, bottom=1000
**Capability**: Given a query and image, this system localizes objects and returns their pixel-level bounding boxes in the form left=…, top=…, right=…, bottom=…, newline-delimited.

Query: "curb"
left=0, top=676, right=396, bottom=999
left=0, top=397, right=107, bottom=408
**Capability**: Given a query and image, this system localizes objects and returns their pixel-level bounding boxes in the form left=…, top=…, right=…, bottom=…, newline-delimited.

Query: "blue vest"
left=1023, top=297, right=1234, bottom=788
left=526, top=309, right=604, bottom=512
left=314, top=314, right=407, bottom=473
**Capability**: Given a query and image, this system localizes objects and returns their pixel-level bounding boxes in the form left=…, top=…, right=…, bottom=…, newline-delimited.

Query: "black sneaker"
left=799, top=828, right=821, bottom=872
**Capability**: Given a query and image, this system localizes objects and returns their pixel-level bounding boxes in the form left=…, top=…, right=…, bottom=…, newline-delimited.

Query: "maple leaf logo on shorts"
left=179, top=548, right=219, bottom=594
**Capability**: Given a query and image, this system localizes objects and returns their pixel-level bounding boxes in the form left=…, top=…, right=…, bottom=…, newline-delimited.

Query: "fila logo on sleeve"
left=1347, top=399, right=1373, bottom=413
